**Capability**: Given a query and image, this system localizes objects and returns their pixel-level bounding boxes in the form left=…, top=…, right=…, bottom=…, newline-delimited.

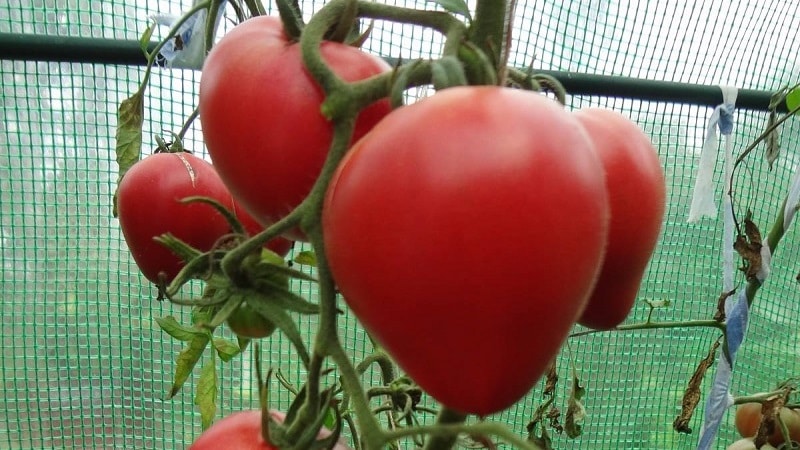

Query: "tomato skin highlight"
left=188, top=410, right=351, bottom=450
left=573, top=108, right=667, bottom=330
left=117, top=152, right=234, bottom=285
left=199, top=16, right=392, bottom=241
left=322, top=86, right=610, bottom=416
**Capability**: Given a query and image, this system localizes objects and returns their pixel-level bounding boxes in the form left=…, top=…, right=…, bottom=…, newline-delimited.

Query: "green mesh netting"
left=2, top=1, right=800, bottom=449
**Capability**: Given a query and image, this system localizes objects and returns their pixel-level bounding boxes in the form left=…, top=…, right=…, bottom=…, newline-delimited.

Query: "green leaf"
left=427, top=0, right=471, bottom=19
left=139, top=21, right=156, bottom=56
left=169, top=333, right=211, bottom=398
left=259, top=262, right=318, bottom=283
left=292, top=250, right=317, bottom=267
left=195, top=353, right=218, bottom=430
left=253, top=281, right=321, bottom=315
left=113, top=89, right=145, bottom=217
left=156, top=316, right=202, bottom=342
left=786, top=86, right=800, bottom=112
left=323, top=406, right=336, bottom=431
left=212, top=337, right=242, bottom=362
left=192, top=305, right=217, bottom=326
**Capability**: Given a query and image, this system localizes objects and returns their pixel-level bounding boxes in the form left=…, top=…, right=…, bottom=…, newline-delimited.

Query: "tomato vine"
left=112, top=0, right=800, bottom=449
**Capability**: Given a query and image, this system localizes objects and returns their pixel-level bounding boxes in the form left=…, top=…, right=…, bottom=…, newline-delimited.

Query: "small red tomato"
left=573, top=108, right=666, bottom=330
left=117, top=152, right=234, bottom=284
left=735, top=402, right=800, bottom=446
left=189, top=410, right=351, bottom=449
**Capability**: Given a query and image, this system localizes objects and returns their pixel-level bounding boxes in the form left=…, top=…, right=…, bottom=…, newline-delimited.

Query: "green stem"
left=733, top=390, right=792, bottom=405
left=422, top=407, right=468, bottom=450
left=381, top=421, right=541, bottom=450
left=220, top=204, right=305, bottom=283
left=729, top=103, right=800, bottom=198
left=356, top=2, right=468, bottom=56
left=569, top=319, right=726, bottom=338
left=469, top=0, right=508, bottom=76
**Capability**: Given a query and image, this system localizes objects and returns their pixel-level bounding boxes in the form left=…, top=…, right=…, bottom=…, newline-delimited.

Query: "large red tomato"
left=117, top=152, right=234, bottom=284
left=189, top=409, right=351, bottom=449
left=573, top=108, right=666, bottom=330
left=322, top=86, right=610, bottom=416
left=199, top=16, right=392, bottom=241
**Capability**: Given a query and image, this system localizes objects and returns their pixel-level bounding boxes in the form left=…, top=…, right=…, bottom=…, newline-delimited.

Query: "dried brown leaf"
left=674, top=339, right=721, bottom=433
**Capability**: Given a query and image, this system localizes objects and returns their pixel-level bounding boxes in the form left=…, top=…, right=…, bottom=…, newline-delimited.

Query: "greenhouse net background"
left=2, top=0, right=800, bottom=449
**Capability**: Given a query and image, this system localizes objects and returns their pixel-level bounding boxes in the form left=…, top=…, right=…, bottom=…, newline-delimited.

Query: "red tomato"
left=117, top=152, right=234, bottom=284
left=735, top=402, right=800, bottom=446
left=572, top=108, right=666, bottom=330
left=322, top=86, right=610, bottom=415
left=233, top=202, right=294, bottom=257
left=189, top=410, right=351, bottom=450
left=199, top=16, right=392, bottom=241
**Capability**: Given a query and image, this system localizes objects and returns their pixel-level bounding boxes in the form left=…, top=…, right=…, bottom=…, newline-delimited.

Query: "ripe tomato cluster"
left=731, top=402, right=800, bottom=448
left=117, top=12, right=666, bottom=449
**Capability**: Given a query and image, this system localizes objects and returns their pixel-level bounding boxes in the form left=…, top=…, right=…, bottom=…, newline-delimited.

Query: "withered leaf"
left=734, top=217, right=764, bottom=282
left=674, top=339, right=721, bottom=433
left=713, top=289, right=737, bottom=322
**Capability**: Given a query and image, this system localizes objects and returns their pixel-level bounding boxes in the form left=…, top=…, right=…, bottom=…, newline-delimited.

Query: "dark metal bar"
left=0, top=33, right=156, bottom=66
left=0, top=32, right=785, bottom=113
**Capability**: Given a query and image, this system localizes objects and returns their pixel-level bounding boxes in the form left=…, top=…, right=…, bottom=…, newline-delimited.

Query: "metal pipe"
left=0, top=32, right=785, bottom=113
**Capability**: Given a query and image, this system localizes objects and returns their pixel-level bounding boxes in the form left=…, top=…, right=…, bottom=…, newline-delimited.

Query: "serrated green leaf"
left=156, top=315, right=202, bottom=342
left=139, top=21, right=156, bottom=56
left=427, top=0, right=471, bottom=19
left=113, top=89, right=145, bottom=217
left=292, top=250, right=317, bottom=267
left=169, top=334, right=210, bottom=398
left=212, top=337, right=242, bottom=362
left=195, top=353, right=218, bottom=430
left=787, top=87, right=800, bottom=112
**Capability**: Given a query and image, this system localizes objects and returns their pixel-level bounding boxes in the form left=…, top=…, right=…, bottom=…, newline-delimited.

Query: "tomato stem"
left=468, top=0, right=508, bottom=81
left=422, top=407, right=468, bottom=450
left=381, top=421, right=542, bottom=450
left=568, top=319, right=726, bottom=338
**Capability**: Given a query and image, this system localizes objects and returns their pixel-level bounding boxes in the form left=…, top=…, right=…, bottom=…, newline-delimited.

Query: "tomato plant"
left=234, top=201, right=295, bottom=257
left=735, top=402, right=800, bottom=446
left=199, top=15, right=393, bottom=241
left=322, top=86, right=610, bottom=416
left=572, top=108, right=666, bottom=330
left=188, top=409, right=351, bottom=450
left=117, top=152, right=235, bottom=285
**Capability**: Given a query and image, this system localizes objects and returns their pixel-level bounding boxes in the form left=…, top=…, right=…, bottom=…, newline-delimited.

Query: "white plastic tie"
left=151, top=0, right=225, bottom=70
left=688, top=86, right=738, bottom=223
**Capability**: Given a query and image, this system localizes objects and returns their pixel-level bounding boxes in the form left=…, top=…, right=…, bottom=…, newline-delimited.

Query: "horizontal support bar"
left=0, top=32, right=785, bottom=113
